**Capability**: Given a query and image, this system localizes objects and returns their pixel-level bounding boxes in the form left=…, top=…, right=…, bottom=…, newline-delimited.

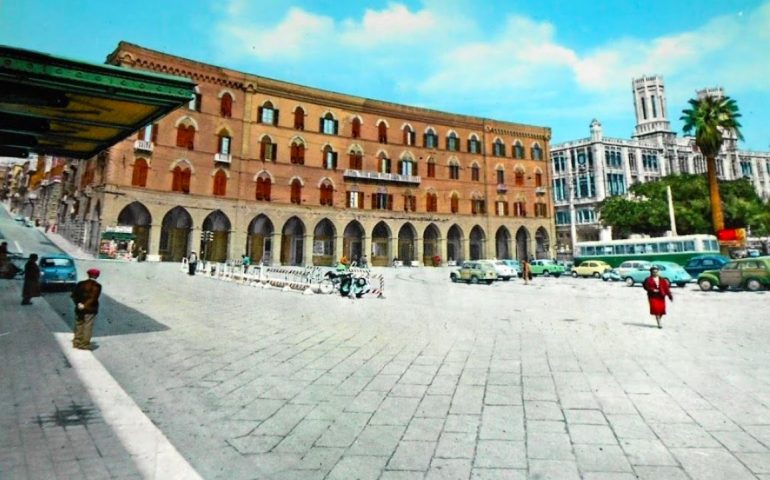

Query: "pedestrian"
left=21, top=253, right=40, bottom=305
left=522, top=259, right=532, bottom=285
left=242, top=254, right=251, bottom=273
left=642, top=266, right=673, bottom=329
left=71, top=268, right=102, bottom=350
left=188, top=251, right=198, bottom=275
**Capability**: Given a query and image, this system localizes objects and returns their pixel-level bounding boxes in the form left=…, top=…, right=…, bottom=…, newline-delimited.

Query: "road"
left=2, top=213, right=770, bottom=479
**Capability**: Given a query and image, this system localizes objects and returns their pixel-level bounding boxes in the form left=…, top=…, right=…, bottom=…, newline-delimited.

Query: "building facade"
left=551, top=75, right=770, bottom=257
left=53, top=42, right=555, bottom=266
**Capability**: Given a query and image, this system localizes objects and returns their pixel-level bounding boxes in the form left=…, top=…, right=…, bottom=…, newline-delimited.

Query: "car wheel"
left=592, top=272, right=600, bottom=278
left=470, top=276, right=479, bottom=284
left=718, top=285, right=728, bottom=291
left=502, top=276, right=510, bottom=281
left=676, top=282, right=687, bottom=288
left=450, top=275, right=458, bottom=283
left=486, top=280, right=494, bottom=285
left=625, top=277, right=634, bottom=287
left=554, top=274, right=561, bottom=278
left=698, top=279, right=713, bottom=291
left=571, top=271, right=578, bottom=278
left=746, top=278, right=762, bottom=292
left=543, top=270, right=551, bottom=277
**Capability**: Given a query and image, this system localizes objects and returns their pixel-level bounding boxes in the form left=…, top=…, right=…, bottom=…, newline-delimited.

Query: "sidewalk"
left=40, top=230, right=96, bottom=261
left=0, top=280, right=141, bottom=479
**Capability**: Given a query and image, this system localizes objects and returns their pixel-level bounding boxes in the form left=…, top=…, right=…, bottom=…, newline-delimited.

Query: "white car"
left=481, top=260, right=516, bottom=281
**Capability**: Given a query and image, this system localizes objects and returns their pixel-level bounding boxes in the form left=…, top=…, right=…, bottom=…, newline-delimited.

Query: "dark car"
left=684, top=255, right=730, bottom=278
left=39, top=254, right=78, bottom=289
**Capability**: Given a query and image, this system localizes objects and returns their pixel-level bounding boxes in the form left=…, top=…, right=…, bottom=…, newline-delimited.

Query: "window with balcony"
left=217, top=133, right=231, bottom=155
left=213, top=170, right=227, bottom=196
left=471, top=199, right=486, bottom=215
left=531, top=144, right=543, bottom=160
left=137, top=123, right=158, bottom=143
left=513, top=141, right=524, bottom=159
left=255, top=175, right=271, bottom=201
left=320, top=180, right=334, bottom=206
left=378, top=153, right=391, bottom=174
left=403, top=125, right=415, bottom=145
left=293, top=106, right=305, bottom=130
left=403, top=194, right=416, bottom=212
left=515, top=170, right=525, bottom=186
left=446, top=132, right=459, bottom=151
left=258, top=101, right=279, bottom=126
left=450, top=193, right=459, bottom=213
left=427, top=160, right=436, bottom=178
left=131, top=159, right=148, bottom=187
left=378, top=121, right=388, bottom=144
left=290, top=179, right=302, bottom=204
left=371, top=193, right=393, bottom=210
left=496, top=201, right=509, bottom=216
left=468, top=135, right=481, bottom=154
left=351, top=117, right=361, bottom=138
left=260, top=136, right=277, bottom=162
left=171, top=166, right=191, bottom=193
left=399, top=158, right=416, bottom=176
left=493, top=139, right=505, bottom=157
left=349, top=151, right=363, bottom=170
left=347, top=191, right=363, bottom=209
left=497, top=169, right=505, bottom=185
left=220, top=93, right=233, bottom=118
left=176, top=124, right=195, bottom=150
left=471, top=164, right=480, bottom=182
left=320, top=113, right=339, bottom=135
left=426, top=192, right=438, bottom=212
left=535, top=171, right=543, bottom=187
left=424, top=129, right=438, bottom=149
left=290, top=142, right=305, bottom=165
left=513, top=201, right=526, bottom=217
left=323, top=146, right=338, bottom=170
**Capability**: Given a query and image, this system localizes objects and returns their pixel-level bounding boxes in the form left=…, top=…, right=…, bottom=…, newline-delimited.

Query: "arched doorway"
left=423, top=224, right=440, bottom=266
left=516, top=227, right=530, bottom=261
left=281, top=216, right=305, bottom=266
left=371, top=221, right=391, bottom=266
left=343, top=221, right=364, bottom=263
left=247, top=214, right=273, bottom=264
left=313, top=219, right=335, bottom=266
left=202, top=210, right=231, bottom=262
left=535, top=227, right=550, bottom=259
left=495, top=226, right=511, bottom=259
left=398, top=223, right=416, bottom=264
left=447, top=224, right=463, bottom=263
left=160, top=207, right=193, bottom=262
left=470, top=226, right=485, bottom=260
left=117, top=201, right=151, bottom=255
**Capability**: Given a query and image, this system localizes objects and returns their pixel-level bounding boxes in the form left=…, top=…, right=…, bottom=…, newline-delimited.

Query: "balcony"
left=133, top=140, right=154, bottom=152
left=535, top=186, right=547, bottom=195
left=496, top=184, right=507, bottom=193
left=214, top=153, right=232, bottom=164
left=343, top=169, right=421, bottom=185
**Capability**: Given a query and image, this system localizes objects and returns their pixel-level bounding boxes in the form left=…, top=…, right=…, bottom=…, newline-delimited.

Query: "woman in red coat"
left=642, top=266, right=673, bottom=328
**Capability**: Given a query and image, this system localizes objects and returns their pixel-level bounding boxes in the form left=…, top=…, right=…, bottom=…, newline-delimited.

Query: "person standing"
left=188, top=251, right=198, bottom=275
left=242, top=254, right=251, bottom=274
left=642, top=266, right=673, bottom=329
left=71, top=268, right=102, bottom=350
left=522, top=259, right=532, bottom=285
left=21, top=253, right=40, bottom=305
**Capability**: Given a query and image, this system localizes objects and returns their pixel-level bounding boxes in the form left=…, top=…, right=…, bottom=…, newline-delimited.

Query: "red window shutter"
left=151, top=124, right=159, bottom=143
left=332, top=152, right=338, bottom=169
left=333, top=120, right=339, bottom=135
left=171, top=167, right=179, bottom=191
left=257, top=107, right=263, bottom=123
left=319, top=117, right=324, bottom=132
left=221, top=94, right=232, bottom=117
left=176, top=127, right=184, bottom=147
left=272, top=143, right=278, bottom=162
left=387, top=194, right=393, bottom=210
left=260, top=141, right=266, bottom=161
left=273, top=109, right=279, bottom=126
left=298, top=146, right=304, bottom=164
left=187, top=127, right=195, bottom=150
left=349, top=153, right=356, bottom=169
left=403, top=129, right=408, bottom=144
left=195, top=94, right=202, bottom=112
left=265, top=179, right=271, bottom=200
left=294, top=109, right=304, bottom=130
left=137, top=127, right=144, bottom=140
left=371, top=194, right=376, bottom=209
left=290, top=144, right=297, bottom=163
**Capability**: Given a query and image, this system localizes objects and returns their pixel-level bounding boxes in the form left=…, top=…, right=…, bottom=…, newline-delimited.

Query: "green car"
left=528, top=259, right=565, bottom=277
left=697, top=256, right=770, bottom=292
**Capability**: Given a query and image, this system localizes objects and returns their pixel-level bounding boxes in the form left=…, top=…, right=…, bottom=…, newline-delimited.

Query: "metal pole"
left=667, top=185, right=677, bottom=236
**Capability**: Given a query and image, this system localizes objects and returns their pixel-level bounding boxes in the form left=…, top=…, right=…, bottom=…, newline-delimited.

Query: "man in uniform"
left=71, top=268, right=103, bottom=350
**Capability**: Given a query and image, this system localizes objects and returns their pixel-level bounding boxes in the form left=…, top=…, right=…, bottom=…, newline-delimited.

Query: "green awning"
left=0, top=44, right=195, bottom=159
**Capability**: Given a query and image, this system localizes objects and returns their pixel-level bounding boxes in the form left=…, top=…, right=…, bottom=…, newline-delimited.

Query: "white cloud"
left=339, top=3, right=440, bottom=47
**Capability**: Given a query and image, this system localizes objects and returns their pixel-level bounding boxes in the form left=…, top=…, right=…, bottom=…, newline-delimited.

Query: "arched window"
left=403, top=125, right=415, bottom=146
left=514, top=199, right=527, bottom=217
left=514, top=141, right=524, bottom=159
left=171, top=165, right=191, bottom=193
left=260, top=136, right=277, bottom=162
left=449, top=160, right=460, bottom=180
left=467, top=134, right=481, bottom=154
left=378, top=121, right=388, bottom=144
left=258, top=101, right=279, bottom=126
left=213, top=170, right=227, bottom=196
left=255, top=175, right=271, bottom=201
left=176, top=124, right=195, bottom=150
left=290, top=140, right=305, bottom=165
left=131, top=159, right=148, bottom=187
left=217, top=130, right=231, bottom=155
left=349, top=148, right=363, bottom=170
left=294, top=106, right=305, bottom=130
left=319, top=180, right=334, bottom=206
left=351, top=117, right=361, bottom=138
left=399, top=155, right=416, bottom=176
left=320, top=112, right=338, bottom=135
left=323, top=145, right=338, bottom=170
left=493, top=138, right=505, bottom=157
left=424, top=128, right=438, bottom=149
left=471, top=164, right=480, bottom=182
left=378, top=152, right=391, bottom=174
left=450, top=193, right=459, bottom=214
left=496, top=167, right=505, bottom=185
left=220, top=93, right=233, bottom=118
left=531, top=144, right=543, bottom=160
left=427, top=157, right=436, bottom=178
left=290, top=179, right=302, bottom=204
left=535, top=170, right=543, bottom=187
left=446, top=132, right=459, bottom=151
left=426, top=192, right=438, bottom=212
left=471, top=194, right=486, bottom=215
left=515, top=169, right=525, bottom=186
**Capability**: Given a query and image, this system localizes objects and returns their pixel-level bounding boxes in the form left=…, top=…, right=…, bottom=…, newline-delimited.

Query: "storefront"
left=99, top=226, right=136, bottom=261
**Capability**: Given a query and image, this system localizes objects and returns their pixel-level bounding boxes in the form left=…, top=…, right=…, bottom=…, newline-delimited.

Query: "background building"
left=56, top=42, right=555, bottom=266
left=550, top=75, right=770, bottom=257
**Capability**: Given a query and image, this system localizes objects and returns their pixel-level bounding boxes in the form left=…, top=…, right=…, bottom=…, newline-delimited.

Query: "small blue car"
left=39, top=254, right=78, bottom=289
left=622, top=261, right=692, bottom=287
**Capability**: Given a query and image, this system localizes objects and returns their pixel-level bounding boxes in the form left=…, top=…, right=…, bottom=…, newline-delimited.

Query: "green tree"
left=680, top=95, right=743, bottom=233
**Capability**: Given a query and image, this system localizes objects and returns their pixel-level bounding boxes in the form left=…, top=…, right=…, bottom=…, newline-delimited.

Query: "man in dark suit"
left=71, top=268, right=102, bottom=350
left=21, top=253, right=40, bottom=305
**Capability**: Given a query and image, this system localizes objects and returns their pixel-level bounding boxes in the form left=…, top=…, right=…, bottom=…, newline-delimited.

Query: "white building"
left=551, top=75, right=770, bottom=257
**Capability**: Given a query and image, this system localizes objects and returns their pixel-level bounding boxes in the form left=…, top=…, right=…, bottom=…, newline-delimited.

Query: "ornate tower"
left=632, top=75, right=672, bottom=139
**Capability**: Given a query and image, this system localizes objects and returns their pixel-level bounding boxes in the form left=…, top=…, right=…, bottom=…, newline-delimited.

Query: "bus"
left=573, top=234, right=720, bottom=268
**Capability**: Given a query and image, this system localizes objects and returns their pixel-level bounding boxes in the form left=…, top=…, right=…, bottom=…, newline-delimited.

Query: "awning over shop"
left=0, top=44, right=195, bottom=159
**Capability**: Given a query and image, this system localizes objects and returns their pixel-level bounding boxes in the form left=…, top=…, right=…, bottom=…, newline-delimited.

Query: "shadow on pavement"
left=623, top=322, right=660, bottom=329
left=43, top=291, right=170, bottom=336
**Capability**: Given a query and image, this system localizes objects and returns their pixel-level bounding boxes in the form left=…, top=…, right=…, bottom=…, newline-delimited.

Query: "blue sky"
left=2, top=0, right=769, bottom=149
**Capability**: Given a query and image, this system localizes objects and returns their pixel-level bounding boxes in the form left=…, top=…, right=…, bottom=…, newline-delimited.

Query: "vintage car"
left=528, top=259, right=565, bottom=277
left=602, top=260, right=652, bottom=282
left=683, top=255, right=730, bottom=278
left=39, top=254, right=78, bottom=289
left=480, top=260, right=516, bottom=281
left=620, top=261, right=692, bottom=287
left=697, top=256, right=770, bottom=292
left=571, top=260, right=612, bottom=278
left=450, top=261, right=498, bottom=285
left=498, top=259, right=521, bottom=278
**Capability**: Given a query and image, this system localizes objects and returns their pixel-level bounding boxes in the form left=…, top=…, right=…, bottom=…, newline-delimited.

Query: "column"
left=303, top=233, right=314, bottom=267
left=593, top=143, right=606, bottom=200
left=439, top=236, right=448, bottom=266
left=269, top=231, right=281, bottom=266
left=415, top=237, right=424, bottom=266
left=389, top=236, right=398, bottom=263
left=190, top=226, right=203, bottom=259
left=363, top=235, right=372, bottom=261
left=462, top=235, right=470, bottom=262
left=333, top=235, right=343, bottom=264
left=229, top=229, right=248, bottom=261
left=148, top=223, right=162, bottom=260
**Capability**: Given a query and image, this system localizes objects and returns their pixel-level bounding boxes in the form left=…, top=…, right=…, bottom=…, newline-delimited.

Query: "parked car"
left=39, top=254, right=78, bottom=289
left=529, top=259, right=565, bottom=277
left=601, top=269, right=622, bottom=282
left=571, top=260, right=612, bottom=278
left=450, top=261, right=498, bottom=285
left=603, top=260, right=652, bottom=284
left=481, top=260, right=516, bottom=281
left=684, top=255, right=730, bottom=278
left=498, top=259, right=521, bottom=278
left=619, top=261, right=692, bottom=287
left=697, top=256, right=770, bottom=292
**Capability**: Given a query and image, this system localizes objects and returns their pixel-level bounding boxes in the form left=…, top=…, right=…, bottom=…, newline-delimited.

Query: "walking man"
left=21, top=253, right=40, bottom=305
left=71, top=268, right=102, bottom=350
left=188, top=251, right=198, bottom=275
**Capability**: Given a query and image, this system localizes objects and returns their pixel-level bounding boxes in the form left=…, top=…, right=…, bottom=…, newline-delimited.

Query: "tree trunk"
left=706, top=155, right=724, bottom=232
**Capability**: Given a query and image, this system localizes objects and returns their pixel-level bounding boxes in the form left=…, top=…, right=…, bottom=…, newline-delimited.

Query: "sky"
left=2, top=0, right=769, bottom=150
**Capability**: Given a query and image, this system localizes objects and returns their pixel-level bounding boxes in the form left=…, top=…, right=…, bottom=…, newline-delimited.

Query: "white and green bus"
left=574, top=234, right=720, bottom=268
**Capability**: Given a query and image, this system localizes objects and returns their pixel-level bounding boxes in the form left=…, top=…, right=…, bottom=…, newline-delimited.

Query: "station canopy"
left=0, top=44, right=195, bottom=159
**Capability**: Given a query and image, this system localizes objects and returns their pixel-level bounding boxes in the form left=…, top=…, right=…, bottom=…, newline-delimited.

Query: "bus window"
left=671, top=242, right=683, bottom=252
left=646, top=243, right=658, bottom=253
left=659, top=243, right=670, bottom=253
left=636, top=244, right=645, bottom=254
left=603, top=246, right=613, bottom=255
left=684, top=241, right=695, bottom=251
left=585, top=246, right=595, bottom=255
left=613, top=245, right=625, bottom=255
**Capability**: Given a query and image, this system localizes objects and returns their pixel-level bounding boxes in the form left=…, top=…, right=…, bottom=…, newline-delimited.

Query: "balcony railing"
left=496, top=184, right=507, bottom=193
left=343, top=169, right=421, bottom=185
left=133, top=140, right=154, bottom=152
left=535, top=186, right=547, bottom=195
left=214, top=153, right=232, bottom=164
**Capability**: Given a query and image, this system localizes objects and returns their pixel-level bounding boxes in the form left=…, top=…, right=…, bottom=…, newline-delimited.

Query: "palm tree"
left=681, top=95, right=743, bottom=233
